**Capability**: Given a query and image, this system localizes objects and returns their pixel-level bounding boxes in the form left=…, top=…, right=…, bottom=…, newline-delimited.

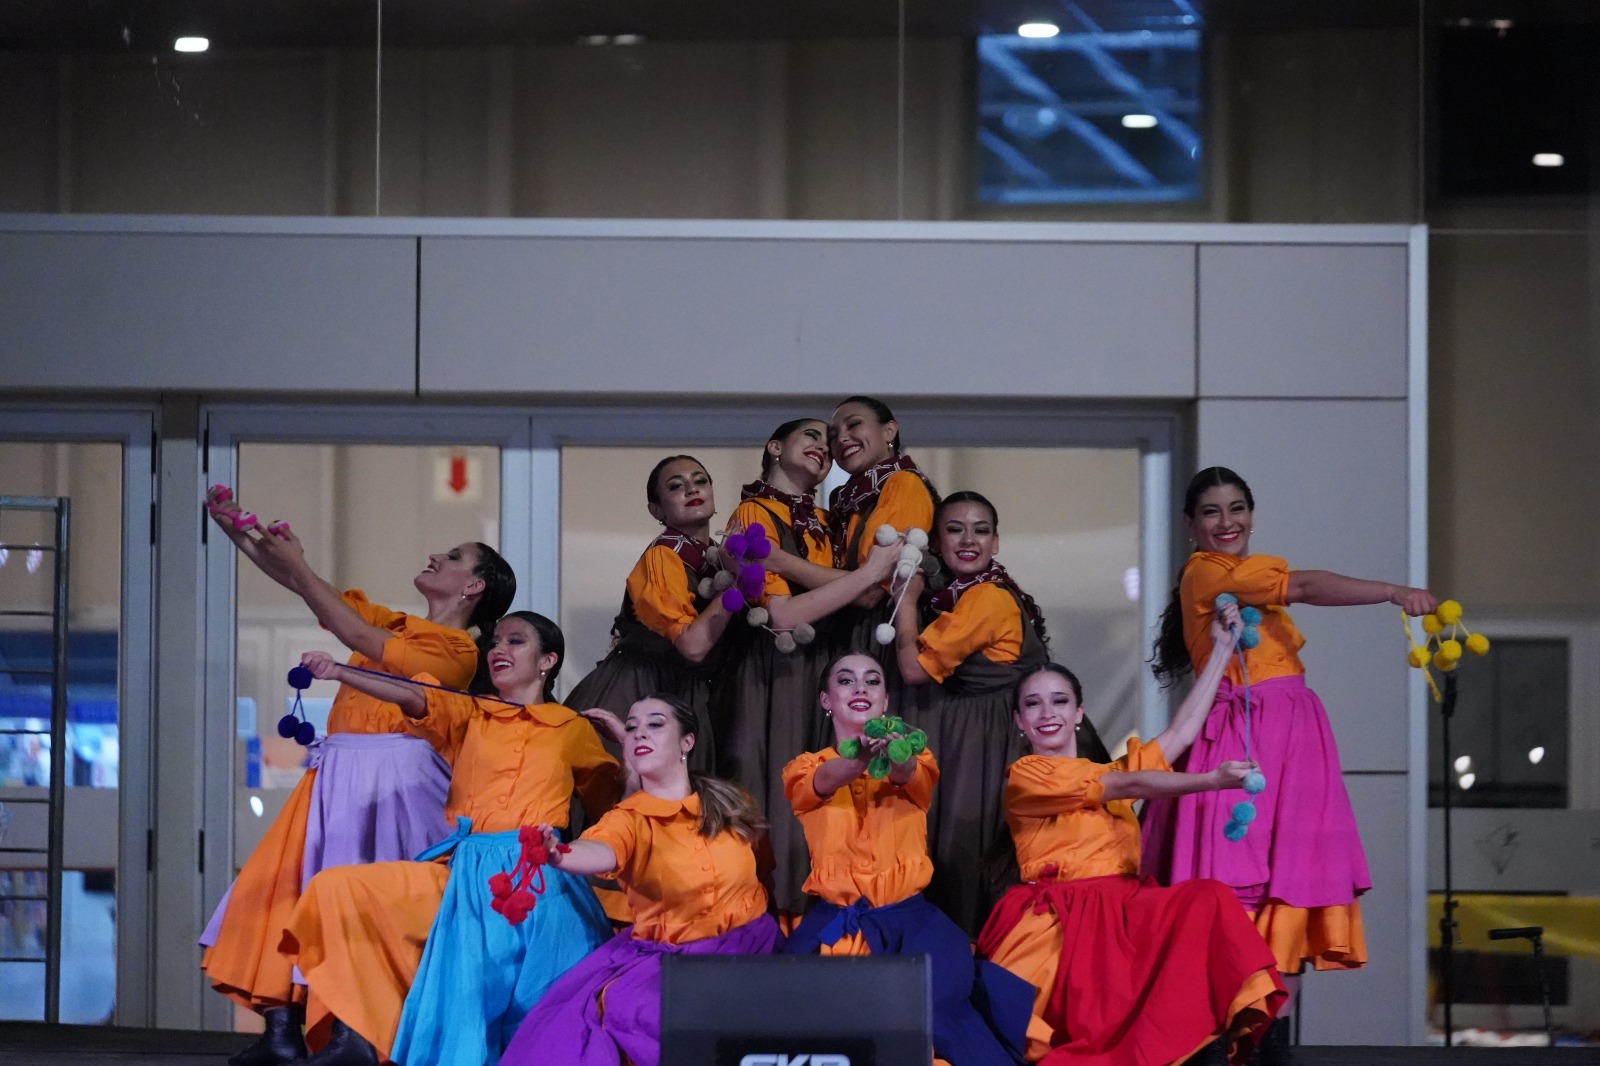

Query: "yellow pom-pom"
left=1466, top=633, right=1490, bottom=656
left=1436, top=600, right=1463, bottom=625
left=1421, top=614, right=1443, bottom=635
left=1438, top=639, right=1463, bottom=663
left=1433, top=650, right=1459, bottom=672
left=1407, top=647, right=1430, bottom=669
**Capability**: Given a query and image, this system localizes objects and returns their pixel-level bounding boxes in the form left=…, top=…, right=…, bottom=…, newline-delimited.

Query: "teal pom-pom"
left=1223, top=820, right=1249, bottom=842
left=1240, top=626, right=1260, bottom=650
left=1231, top=800, right=1257, bottom=824
left=1214, top=592, right=1237, bottom=607
left=1240, top=606, right=1262, bottom=626
left=1243, top=770, right=1266, bottom=795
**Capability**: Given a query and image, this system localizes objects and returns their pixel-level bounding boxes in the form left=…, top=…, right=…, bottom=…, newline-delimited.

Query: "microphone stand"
left=1438, top=671, right=1460, bottom=1047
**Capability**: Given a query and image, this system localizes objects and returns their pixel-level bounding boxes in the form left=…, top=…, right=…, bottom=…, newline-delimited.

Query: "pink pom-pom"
left=725, top=533, right=748, bottom=558
left=210, top=484, right=232, bottom=502
left=721, top=588, right=747, bottom=612
left=233, top=512, right=258, bottom=531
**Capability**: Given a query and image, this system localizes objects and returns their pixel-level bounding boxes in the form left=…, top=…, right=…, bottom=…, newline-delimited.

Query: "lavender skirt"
left=1140, top=675, right=1371, bottom=911
left=199, top=732, right=452, bottom=950
left=502, top=913, right=782, bottom=1066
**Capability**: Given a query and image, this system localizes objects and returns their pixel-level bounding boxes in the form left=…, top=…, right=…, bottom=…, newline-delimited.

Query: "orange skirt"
left=1251, top=900, right=1367, bottom=974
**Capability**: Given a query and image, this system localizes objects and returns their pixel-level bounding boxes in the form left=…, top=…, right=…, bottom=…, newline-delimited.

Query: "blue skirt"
left=391, top=819, right=612, bottom=1066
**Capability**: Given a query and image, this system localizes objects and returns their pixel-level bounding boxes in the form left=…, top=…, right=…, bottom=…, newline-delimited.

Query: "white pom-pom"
left=793, top=622, right=816, bottom=645
left=704, top=545, right=721, bottom=567
left=747, top=607, right=770, bottom=627
left=895, top=560, right=917, bottom=580
left=906, top=528, right=928, bottom=550
left=713, top=570, right=734, bottom=591
left=898, top=544, right=921, bottom=564
left=875, top=524, right=899, bottom=547
left=774, top=632, right=798, bottom=654
left=919, top=553, right=941, bottom=575
left=697, top=577, right=715, bottom=598
left=874, top=623, right=896, bottom=645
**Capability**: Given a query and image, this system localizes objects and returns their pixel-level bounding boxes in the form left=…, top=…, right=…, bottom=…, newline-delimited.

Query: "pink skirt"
left=1140, top=675, right=1370, bottom=911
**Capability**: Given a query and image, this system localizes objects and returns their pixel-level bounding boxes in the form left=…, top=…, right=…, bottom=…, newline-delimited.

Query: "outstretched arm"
left=766, top=542, right=900, bottom=630
left=300, top=650, right=426, bottom=718
left=1288, top=570, right=1436, bottom=616
left=1152, top=603, right=1239, bottom=761
left=1099, top=759, right=1256, bottom=802
left=538, top=825, right=619, bottom=877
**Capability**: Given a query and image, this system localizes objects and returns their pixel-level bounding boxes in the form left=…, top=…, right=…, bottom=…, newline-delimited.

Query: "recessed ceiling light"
left=611, top=33, right=646, bottom=45
left=1018, top=22, right=1060, bottom=38
left=577, top=34, right=610, bottom=45
left=1121, top=114, right=1158, bottom=129
left=174, top=36, right=209, bottom=53
left=1532, top=153, right=1564, bottom=167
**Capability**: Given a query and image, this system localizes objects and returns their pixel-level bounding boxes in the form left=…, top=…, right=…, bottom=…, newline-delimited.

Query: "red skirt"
left=979, top=875, right=1283, bottom=1065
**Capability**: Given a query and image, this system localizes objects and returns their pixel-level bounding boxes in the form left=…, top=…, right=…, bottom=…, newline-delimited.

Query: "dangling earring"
left=680, top=753, right=687, bottom=763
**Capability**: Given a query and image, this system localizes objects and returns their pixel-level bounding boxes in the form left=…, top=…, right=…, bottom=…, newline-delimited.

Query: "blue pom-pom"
left=1240, top=606, right=1262, bottom=626
left=1214, top=592, right=1237, bottom=607
left=1240, top=626, right=1260, bottom=649
left=724, top=533, right=748, bottom=558
left=287, top=665, right=314, bottom=690
left=1243, top=769, right=1266, bottom=795
left=294, top=720, right=316, bottom=746
left=1223, top=820, right=1249, bottom=841
left=277, top=714, right=300, bottom=739
left=1231, top=800, right=1258, bottom=824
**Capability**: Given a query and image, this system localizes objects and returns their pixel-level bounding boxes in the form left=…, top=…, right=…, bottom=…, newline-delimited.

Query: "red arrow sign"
left=448, top=455, right=469, bottom=494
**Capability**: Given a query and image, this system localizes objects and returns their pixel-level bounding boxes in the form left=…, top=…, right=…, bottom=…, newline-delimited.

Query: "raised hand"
left=299, top=650, right=341, bottom=681
left=581, top=708, right=626, bottom=745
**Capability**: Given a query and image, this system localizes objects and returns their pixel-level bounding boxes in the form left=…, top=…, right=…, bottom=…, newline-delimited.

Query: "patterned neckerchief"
left=740, top=480, right=828, bottom=553
left=826, top=454, right=924, bottom=567
left=927, top=560, right=1025, bottom=615
left=649, top=527, right=716, bottom=583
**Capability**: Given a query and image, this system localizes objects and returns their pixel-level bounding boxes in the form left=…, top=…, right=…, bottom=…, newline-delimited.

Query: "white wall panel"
left=0, top=232, right=416, bottom=392
left=418, top=236, right=1197, bottom=398
left=1199, top=244, right=1409, bottom=398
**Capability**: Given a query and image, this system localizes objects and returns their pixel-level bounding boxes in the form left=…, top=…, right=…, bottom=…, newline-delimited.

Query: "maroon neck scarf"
left=740, top=480, right=827, bottom=554
left=827, top=454, right=924, bottom=567
left=927, top=560, right=1025, bottom=616
left=649, top=527, right=716, bottom=583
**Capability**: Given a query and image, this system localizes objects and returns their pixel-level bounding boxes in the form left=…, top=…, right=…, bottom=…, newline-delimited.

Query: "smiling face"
left=829, top=402, right=898, bottom=476
left=648, top=459, right=715, bottom=530
left=1014, top=669, right=1084, bottom=757
left=936, top=500, right=999, bottom=579
left=1184, top=484, right=1253, bottom=557
left=485, top=616, right=556, bottom=696
left=767, top=420, right=832, bottom=489
left=414, top=542, right=486, bottom=600
left=623, top=697, right=695, bottom=778
left=818, top=653, right=889, bottom=738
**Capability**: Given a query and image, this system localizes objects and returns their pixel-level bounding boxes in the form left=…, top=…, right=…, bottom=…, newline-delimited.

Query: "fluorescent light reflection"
left=1528, top=746, right=1545, bottom=765
left=1458, top=772, right=1476, bottom=790
left=249, top=794, right=265, bottom=817
left=1018, top=22, right=1060, bottom=38
left=1453, top=755, right=1472, bottom=774
left=1533, top=153, right=1565, bottom=167
left=174, top=36, right=209, bottom=53
left=1121, top=114, right=1158, bottom=129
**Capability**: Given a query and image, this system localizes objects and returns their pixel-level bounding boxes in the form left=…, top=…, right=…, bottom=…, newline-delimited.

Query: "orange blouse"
left=407, top=683, right=622, bottom=835
left=580, top=791, right=767, bottom=945
left=625, top=544, right=702, bottom=642
left=841, top=470, right=935, bottom=570
left=915, top=582, right=1023, bottom=683
left=728, top=498, right=832, bottom=600
left=1180, top=552, right=1306, bottom=684
left=326, top=590, right=479, bottom=735
left=783, top=748, right=938, bottom=908
left=1004, top=738, right=1170, bottom=883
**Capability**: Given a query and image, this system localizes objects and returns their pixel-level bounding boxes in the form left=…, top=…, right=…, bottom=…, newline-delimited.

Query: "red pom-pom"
left=488, top=872, right=513, bottom=898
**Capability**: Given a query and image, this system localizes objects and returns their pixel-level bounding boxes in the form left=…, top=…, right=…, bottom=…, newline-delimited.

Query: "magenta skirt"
left=502, top=913, right=782, bottom=1066
left=1140, top=675, right=1370, bottom=911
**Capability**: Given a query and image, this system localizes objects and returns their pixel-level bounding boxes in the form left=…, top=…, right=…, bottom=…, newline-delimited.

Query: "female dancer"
left=892, top=491, right=1051, bottom=935
left=782, top=652, right=1033, bottom=1066
left=282, top=612, right=619, bottom=1066
left=1142, top=466, right=1436, bottom=1050
left=199, top=486, right=513, bottom=1066
left=502, top=694, right=781, bottom=1066
left=565, top=455, right=733, bottom=775
left=719, top=417, right=902, bottom=916
left=980, top=608, right=1284, bottom=1065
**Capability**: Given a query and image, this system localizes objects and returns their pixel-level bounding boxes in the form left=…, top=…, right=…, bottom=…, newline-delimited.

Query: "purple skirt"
left=198, top=732, right=452, bottom=951
left=1140, top=675, right=1371, bottom=911
left=502, top=913, right=782, bottom=1066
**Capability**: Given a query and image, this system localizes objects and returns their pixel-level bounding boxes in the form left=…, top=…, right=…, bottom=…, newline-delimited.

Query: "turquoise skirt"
left=392, top=818, right=612, bottom=1066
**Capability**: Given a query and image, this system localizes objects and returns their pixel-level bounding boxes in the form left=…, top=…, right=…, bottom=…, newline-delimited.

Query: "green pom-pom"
left=867, top=755, right=892, bottom=779
left=837, top=738, right=861, bottom=759
left=907, top=730, right=927, bottom=754
left=886, top=737, right=913, bottom=764
left=863, top=718, right=889, bottom=739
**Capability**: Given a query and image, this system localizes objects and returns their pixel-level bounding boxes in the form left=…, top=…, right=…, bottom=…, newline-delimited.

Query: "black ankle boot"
left=1251, top=1016, right=1291, bottom=1066
left=303, top=1019, right=379, bottom=1066
left=227, top=1004, right=307, bottom=1066
left=1192, top=1036, right=1230, bottom=1066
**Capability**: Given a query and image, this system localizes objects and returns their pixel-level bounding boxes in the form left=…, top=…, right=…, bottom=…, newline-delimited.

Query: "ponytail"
left=689, top=774, right=767, bottom=843
left=1149, top=574, right=1192, bottom=689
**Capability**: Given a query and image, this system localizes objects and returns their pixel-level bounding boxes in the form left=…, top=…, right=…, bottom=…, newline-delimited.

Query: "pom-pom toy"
left=488, top=826, right=571, bottom=926
left=1402, top=599, right=1488, bottom=702
left=279, top=665, right=318, bottom=747
left=719, top=524, right=820, bottom=655
left=871, top=524, right=926, bottom=646
left=836, top=715, right=927, bottom=779
left=204, top=485, right=269, bottom=533
left=1215, top=593, right=1265, bottom=842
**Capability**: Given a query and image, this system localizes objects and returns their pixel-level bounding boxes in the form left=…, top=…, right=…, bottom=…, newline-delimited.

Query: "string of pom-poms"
left=1212, top=593, right=1267, bottom=841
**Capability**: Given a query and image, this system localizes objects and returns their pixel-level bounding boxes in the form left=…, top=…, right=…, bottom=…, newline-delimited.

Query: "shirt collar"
left=619, top=789, right=702, bottom=819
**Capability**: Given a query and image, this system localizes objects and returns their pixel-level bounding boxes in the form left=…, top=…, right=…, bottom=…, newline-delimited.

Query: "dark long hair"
left=1149, top=467, right=1255, bottom=688
left=466, top=542, right=517, bottom=634
left=646, top=455, right=708, bottom=505
left=934, top=491, right=1049, bottom=648
left=469, top=609, right=563, bottom=698
left=1013, top=663, right=1112, bottom=764
left=644, top=693, right=766, bottom=843
left=835, top=395, right=901, bottom=455
left=759, top=418, right=825, bottom=478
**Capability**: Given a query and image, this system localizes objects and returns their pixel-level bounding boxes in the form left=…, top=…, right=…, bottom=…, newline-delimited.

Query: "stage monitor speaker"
left=660, top=953, right=931, bottom=1066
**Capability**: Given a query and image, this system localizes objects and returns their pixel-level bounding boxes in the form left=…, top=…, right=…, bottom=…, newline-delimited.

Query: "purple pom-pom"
left=295, top=720, right=316, bottom=746
left=745, top=524, right=768, bottom=543
left=277, top=714, right=299, bottom=739
left=748, top=536, right=772, bottom=560
left=287, top=665, right=314, bottom=690
left=724, top=533, right=748, bottom=558
left=721, top=588, right=747, bottom=612
left=738, top=564, right=765, bottom=597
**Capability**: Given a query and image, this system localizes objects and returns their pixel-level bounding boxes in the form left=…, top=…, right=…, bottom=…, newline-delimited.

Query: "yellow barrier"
left=1427, top=894, right=1600, bottom=959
